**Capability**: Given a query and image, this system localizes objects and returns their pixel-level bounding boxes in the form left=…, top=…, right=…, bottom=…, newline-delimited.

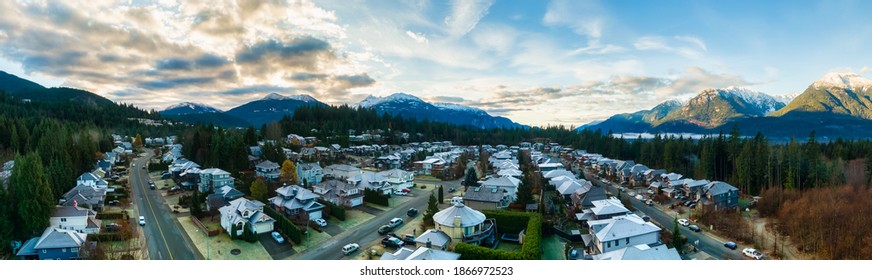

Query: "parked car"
left=401, top=188, right=411, bottom=193
left=342, top=243, right=360, bottom=255
left=381, top=236, right=403, bottom=249
left=150, top=184, right=156, bottom=190
left=314, top=218, right=328, bottom=228
left=407, top=208, right=418, bottom=217
left=402, top=234, right=416, bottom=245
left=635, top=194, right=644, bottom=200
left=628, top=191, right=636, bottom=197
left=392, top=190, right=406, bottom=196
left=743, top=248, right=764, bottom=260
left=646, top=199, right=654, bottom=206
left=378, top=225, right=392, bottom=235
left=647, top=189, right=655, bottom=194
left=724, top=241, right=738, bottom=250
left=677, top=219, right=689, bottom=227
left=689, top=202, right=697, bottom=209
left=271, top=232, right=285, bottom=244
left=688, top=225, right=701, bottom=232
left=447, top=187, right=456, bottom=193
left=138, top=216, right=146, bottom=226
left=388, top=217, right=404, bottom=228
left=641, top=215, right=651, bottom=222
left=684, top=201, right=694, bottom=207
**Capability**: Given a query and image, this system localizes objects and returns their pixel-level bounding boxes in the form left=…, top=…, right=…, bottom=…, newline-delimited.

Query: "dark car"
left=684, top=200, right=694, bottom=207
left=448, top=187, right=456, bottom=193
left=381, top=237, right=403, bottom=249
left=407, top=208, right=418, bottom=217
left=402, top=234, right=416, bottom=245
left=641, top=215, right=651, bottom=222
left=689, top=225, right=701, bottom=232
left=378, top=225, right=392, bottom=235
left=724, top=241, right=738, bottom=250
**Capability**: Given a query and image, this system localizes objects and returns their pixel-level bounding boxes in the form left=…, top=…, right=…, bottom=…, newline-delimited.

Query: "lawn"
left=333, top=210, right=375, bottom=231
left=542, top=235, right=567, bottom=260
left=291, top=228, right=333, bottom=252
left=365, top=202, right=391, bottom=212
left=178, top=216, right=271, bottom=260
left=495, top=241, right=522, bottom=252
left=415, top=175, right=441, bottom=181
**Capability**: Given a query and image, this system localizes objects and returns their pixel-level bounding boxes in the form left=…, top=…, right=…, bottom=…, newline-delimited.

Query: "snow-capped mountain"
left=773, top=93, right=800, bottom=104
left=160, top=102, right=223, bottom=115
left=225, top=93, right=326, bottom=126
left=657, top=87, right=785, bottom=127
left=773, top=73, right=872, bottom=119
left=355, top=93, right=522, bottom=129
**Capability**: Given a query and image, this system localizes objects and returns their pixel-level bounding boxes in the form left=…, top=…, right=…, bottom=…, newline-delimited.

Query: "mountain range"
left=355, top=93, right=523, bottom=129
left=582, top=73, right=872, bottom=139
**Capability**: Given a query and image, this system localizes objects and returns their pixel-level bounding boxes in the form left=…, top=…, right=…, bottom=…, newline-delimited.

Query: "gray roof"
left=53, top=205, right=95, bottom=218
left=16, top=237, right=39, bottom=257
left=415, top=229, right=452, bottom=247
left=217, top=186, right=244, bottom=200
left=380, top=248, right=415, bottom=260
left=705, top=181, right=738, bottom=196
left=33, top=227, right=87, bottom=250
left=432, top=203, right=486, bottom=228
left=463, top=187, right=505, bottom=203
left=481, top=176, right=520, bottom=188
left=325, top=164, right=360, bottom=172
left=590, top=198, right=630, bottom=216
left=299, top=162, right=322, bottom=171
left=407, top=247, right=461, bottom=260
left=589, top=215, right=661, bottom=242
left=256, top=160, right=280, bottom=169
left=580, top=187, right=608, bottom=208
left=377, top=169, right=413, bottom=179
left=593, top=244, right=681, bottom=260
left=77, top=172, right=100, bottom=182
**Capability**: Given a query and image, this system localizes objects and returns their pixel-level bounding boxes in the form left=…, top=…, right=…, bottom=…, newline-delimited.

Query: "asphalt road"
left=131, top=150, right=199, bottom=260
left=582, top=169, right=744, bottom=260
left=292, top=179, right=461, bottom=260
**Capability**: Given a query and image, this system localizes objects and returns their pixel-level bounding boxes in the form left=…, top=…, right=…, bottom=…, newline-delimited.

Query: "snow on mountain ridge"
left=812, top=73, right=872, bottom=91
left=356, top=93, right=425, bottom=108
left=261, top=92, right=318, bottom=102
left=433, top=102, right=485, bottom=113
left=163, top=102, right=221, bottom=113
left=719, top=86, right=783, bottom=114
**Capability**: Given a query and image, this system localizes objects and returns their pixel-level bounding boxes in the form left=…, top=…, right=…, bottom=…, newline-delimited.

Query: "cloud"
left=155, top=58, right=193, bottom=70
left=405, top=31, right=429, bottom=43
left=543, top=0, right=605, bottom=39
left=235, top=37, right=332, bottom=67
left=634, top=36, right=708, bottom=59
left=444, top=0, right=495, bottom=38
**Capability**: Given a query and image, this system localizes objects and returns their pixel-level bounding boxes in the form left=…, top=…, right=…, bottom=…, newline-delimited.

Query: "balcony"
left=463, top=218, right=496, bottom=244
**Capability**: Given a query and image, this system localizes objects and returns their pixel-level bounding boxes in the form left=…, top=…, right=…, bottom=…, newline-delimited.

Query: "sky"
left=2, top=0, right=872, bottom=127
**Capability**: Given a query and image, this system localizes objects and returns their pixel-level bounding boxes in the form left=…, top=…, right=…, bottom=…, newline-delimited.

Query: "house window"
left=615, top=239, right=620, bottom=246
left=626, top=238, right=630, bottom=244
left=61, top=218, right=67, bottom=222
left=235, top=222, right=243, bottom=231
left=42, top=249, right=47, bottom=254
left=62, top=248, right=67, bottom=252
left=71, top=248, right=78, bottom=253
left=607, top=241, right=611, bottom=248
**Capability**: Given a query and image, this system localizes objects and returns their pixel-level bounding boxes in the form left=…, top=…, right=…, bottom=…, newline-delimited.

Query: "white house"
left=296, top=162, right=324, bottom=187
left=199, top=168, right=234, bottom=192
left=480, top=176, right=521, bottom=200
left=324, top=164, right=361, bottom=179
left=50, top=206, right=101, bottom=234
left=378, top=169, right=415, bottom=191
left=348, top=171, right=392, bottom=195
left=592, top=243, right=680, bottom=260
left=76, top=172, right=108, bottom=189
left=314, top=179, right=364, bottom=208
left=380, top=246, right=461, bottom=260
left=588, top=214, right=661, bottom=254
left=219, top=198, right=275, bottom=236
left=255, top=160, right=281, bottom=180
left=268, top=184, right=325, bottom=221
left=432, top=203, right=495, bottom=245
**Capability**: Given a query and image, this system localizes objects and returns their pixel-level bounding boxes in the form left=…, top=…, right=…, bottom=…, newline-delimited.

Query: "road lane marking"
left=136, top=156, right=175, bottom=260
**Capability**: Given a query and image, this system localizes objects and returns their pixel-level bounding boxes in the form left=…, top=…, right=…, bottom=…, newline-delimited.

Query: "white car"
left=392, top=190, right=406, bottom=196
left=677, top=218, right=689, bottom=227
left=314, top=218, right=328, bottom=227
left=743, top=248, right=764, bottom=260
left=271, top=232, right=285, bottom=244
left=342, top=243, right=360, bottom=255
left=139, top=216, right=146, bottom=226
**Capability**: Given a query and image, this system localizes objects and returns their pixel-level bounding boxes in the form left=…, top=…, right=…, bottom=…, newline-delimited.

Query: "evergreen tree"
left=438, top=185, right=444, bottom=204
left=515, top=181, right=534, bottom=205
left=464, top=167, right=479, bottom=187
left=0, top=186, right=13, bottom=254
left=9, top=153, right=55, bottom=239
left=423, top=192, right=439, bottom=226
left=244, top=126, right=258, bottom=146
left=672, top=217, right=685, bottom=250
left=279, top=160, right=298, bottom=185
left=250, top=177, right=268, bottom=202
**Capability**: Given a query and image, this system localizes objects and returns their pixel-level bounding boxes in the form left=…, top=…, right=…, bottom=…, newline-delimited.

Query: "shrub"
left=318, top=199, right=346, bottom=221
left=263, top=206, right=302, bottom=244
left=364, top=189, right=390, bottom=206
left=96, top=212, right=127, bottom=220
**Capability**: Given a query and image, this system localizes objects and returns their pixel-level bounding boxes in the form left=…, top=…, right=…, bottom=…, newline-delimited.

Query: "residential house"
left=296, top=162, right=324, bottom=187
left=480, top=176, right=521, bottom=200
left=432, top=203, right=495, bottom=245
left=628, top=164, right=650, bottom=187
left=576, top=198, right=631, bottom=224
left=255, top=160, right=280, bottom=181
left=199, top=168, right=234, bottom=192
left=643, top=169, right=666, bottom=185
left=588, top=214, right=661, bottom=254
left=538, top=162, right=564, bottom=172
left=378, top=169, right=415, bottom=191
left=571, top=186, right=608, bottom=210
left=220, top=197, right=275, bottom=236
left=59, top=184, right=107, bottom=212
left=414, top=229, right=453, bottom=250
left=168, top=158, right=200, bottom=178
left=268, top=184, right=325, bottom=221
left=16, top=228, right=88, bottom=260
left=249, top=146, right=262, bottom=158
left=543, top=169, right=574, bottom=179
left=557, top=179, right=593, bottom=197
left=50, top=206, right=101, bottom=234
left=76, top=172, right=108, bottom=189
left=413, top=157, right=446, bottom=176
left=496, top=168, right=524, bottom=179
left=592, top=243, right=680, bottom=260
left=206, top=186, right=244, bottom=211
left=682, top=179, right=711, bottom=199
left=375, top=154, right=402, bottom=170
left=314, top=179, right=364, bottom=208
left=463, top=186, right=510, bottom=210
left=380, top=247, right=461, bottom=260
left=660, top=173, right=683, bottom=186
left=348, top=171, right=392, bottom=195
left=701, top=181, right=739, bottom=210
left=323, top=164, right=361, bottom=179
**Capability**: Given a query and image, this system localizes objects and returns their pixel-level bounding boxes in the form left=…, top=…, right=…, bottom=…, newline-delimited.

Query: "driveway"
left=258, top=232, right=296, bottom=260
left=357, top=204, right=384, bottom=215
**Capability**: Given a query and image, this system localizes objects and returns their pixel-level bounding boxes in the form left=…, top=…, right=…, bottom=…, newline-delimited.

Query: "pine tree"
left=672, top=217, right=685, bottom=250
left=438, top=185, right=444, bottom=204
left=464, top=167, right=479, bottom=187
left=250, top=177, right=268, bottom=202
left=423, top=192, right=439, bottom=226
left=0, top=186, right=14, bottom=254
left=9, top=153, right=55, bottom=239
left=279, top=160, right=298, bottom=185
left=515, top=181, right=534, bottom=205
left=244, top=126, right=258, bottom=146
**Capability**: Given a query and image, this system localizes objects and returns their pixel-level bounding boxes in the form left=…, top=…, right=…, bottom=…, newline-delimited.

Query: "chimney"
left=426, top=238, right=432, bottom=248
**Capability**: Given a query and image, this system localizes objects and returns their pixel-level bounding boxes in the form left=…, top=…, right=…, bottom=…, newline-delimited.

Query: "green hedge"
left=318, top=199, right=346, bottom=221
left=263, top=206, right=302, bottom=244
left=454, top=211, right=542, bottom=260
left=364, top=189, right=389, bottom=206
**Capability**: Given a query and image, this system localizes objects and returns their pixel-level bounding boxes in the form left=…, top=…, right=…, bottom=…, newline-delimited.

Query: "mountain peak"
left=161, top=102, right=222, bottom=115
left=434, top=102, right=485, bottom=113
left=356, top=92, right=425, bottom=108
left=812, top=73, right=872, bottom=90
left=262, top=92, right=287, bottom=100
